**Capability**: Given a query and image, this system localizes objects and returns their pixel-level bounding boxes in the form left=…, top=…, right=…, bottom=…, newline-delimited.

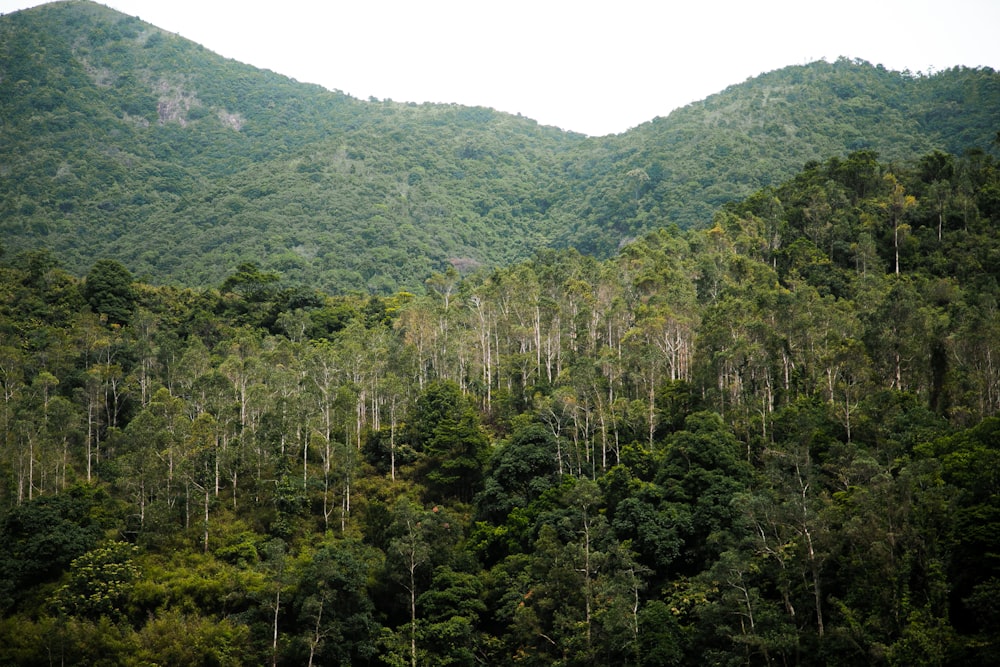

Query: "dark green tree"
left=417, top=566, right=487, bottom=666
left=0, top=486, right=109, bottom=614
left=83, top=259, right=135, bottom=326
left=220, top=262, right=280, bottom=302
left=915, top=417, right=1000, bottom=662
left=476, top=421, right=559, bottom=524
left=655, top=411, right=754, bottom=573
left=407, top=381, right=490, bottom=503
left=290, top=538, right=381, bottom=667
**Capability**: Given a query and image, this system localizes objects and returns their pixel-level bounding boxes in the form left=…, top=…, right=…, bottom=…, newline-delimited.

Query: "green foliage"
left=914, top=418, right=1000, bottom=660
left=131, top=610, right=252, bottom=666
left=417, top=566, right=487, bottom=666
left=0, top=486, right=110, bottom=613
left=2, top=5, right=998, bottom=293
left=83, top=259, right=135, bottom=325
left=220, top=262, right=280, bottom=302
left=288, top=537, right=382, bottom=665
left=476, top=422, right=559, bottom=525
left=51, top=541, right=139, bottom=621
left=2, top=39, right=1000, bottom=660
left=407, top=381, right=490, bottom=502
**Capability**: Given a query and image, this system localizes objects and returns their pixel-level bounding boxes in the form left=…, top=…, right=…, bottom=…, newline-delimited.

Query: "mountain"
left=550, top=59, right=1000, bottom=253
left=2, top=7, right=1000, bottom=658
left=2, top=1, right=998, bottom=293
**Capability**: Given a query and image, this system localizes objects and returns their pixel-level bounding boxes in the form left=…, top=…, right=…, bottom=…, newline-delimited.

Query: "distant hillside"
left=551, top=59, right=1000, bottom=254
left=2, top=1, right=998, bottom=292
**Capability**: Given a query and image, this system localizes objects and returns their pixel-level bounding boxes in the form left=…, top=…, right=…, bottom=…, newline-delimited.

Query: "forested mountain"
left=2, top=138, right=1000, bottom=663
left=2, top=2, right=999, bottom=293
left=551, top=60, right=1000, bottom=253
left=3, top=2, right=1000, bottom=665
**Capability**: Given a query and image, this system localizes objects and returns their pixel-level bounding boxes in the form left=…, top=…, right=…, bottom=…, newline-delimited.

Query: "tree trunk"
left=307, top=600, right=323, bottom=667
left=272, top=583, right=281, bottom=667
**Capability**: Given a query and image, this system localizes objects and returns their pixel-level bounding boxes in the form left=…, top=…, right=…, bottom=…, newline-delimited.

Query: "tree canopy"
left=2, top=144, right=1000, bottom=664
left=1, top=3, right=998, bottom=293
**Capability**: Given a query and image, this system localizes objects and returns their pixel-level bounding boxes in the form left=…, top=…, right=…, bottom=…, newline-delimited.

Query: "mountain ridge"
left=1, top=1, right=998, bottom=292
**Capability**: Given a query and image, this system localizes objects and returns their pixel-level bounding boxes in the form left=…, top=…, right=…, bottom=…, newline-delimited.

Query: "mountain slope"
left=550, top=58, right=1000, bottom=254
left=1, top=1, right=998, bottom=293
left=0, top=1, right=582, bottom=291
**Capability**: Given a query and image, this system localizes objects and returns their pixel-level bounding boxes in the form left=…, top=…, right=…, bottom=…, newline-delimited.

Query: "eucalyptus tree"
left=953, top=299, right=1000, bottom=418
left=0, top=345, right=27, bottom=487
left=396, top=297, right=438, bottom=391
left=247, top=337, right=306, bottom=507
left=120, top=389, right=185, bottom=529
left=881, top=173, right=918, bottom=275
left=125, top=308, right=162, bottom=409
left=469, top=289, right=498, bottom=412
left=859, top=275, right=936, bottom=396
left=763, top=400, right=842, bottom=642
left=73, top=312, right=130, bottom=480
left=218, top=328, right=264, bottom=436
left=383, top=499, right=462, bottom=667
left=376, top=371, right=411, bottom=481
left=19, top=372, right=79, bottom=498
left=332, top=321, right=397, bottom=528
left=304, top=339, right=345, bottom=530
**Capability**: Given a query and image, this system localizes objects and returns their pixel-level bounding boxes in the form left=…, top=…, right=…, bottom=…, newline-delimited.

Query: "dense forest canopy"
left=1, top=2, right=998, bottom=293
left=2, top=140, right=999, bottom=664
left=3, top=2, right=1000, bottom=666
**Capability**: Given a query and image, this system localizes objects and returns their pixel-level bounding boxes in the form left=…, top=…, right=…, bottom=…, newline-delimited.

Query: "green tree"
left=386, top=499, right=433, bottom=667
left=407, top=380, right=490, bottom=503
left=656, top=411, right=753, bottom=573
left=0, top=485, right=108, bottom=613
left=915, top=418, right=1000, bottom=662
left=476, top=421, right=559, bottom=525
left=50, top=541, right=139, bottom=622
left=881, top=173, right=917, bottom=274
left=417, top=566, right=486, bottom=666
left=220, top=262, right=280, bottom=302
left=291, top=538, right=382, bottom=667
left=83, top=259, right=136, bottom=326
left=132, top=610, right=252, bottom=666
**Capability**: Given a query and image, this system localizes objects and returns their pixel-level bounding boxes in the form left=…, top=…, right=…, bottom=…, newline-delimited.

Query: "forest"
left=1, top=144, right=999, bottom=666
left=3, top=2, right=1000, bottom=666
left=2, top=2, right=1000, bottom=293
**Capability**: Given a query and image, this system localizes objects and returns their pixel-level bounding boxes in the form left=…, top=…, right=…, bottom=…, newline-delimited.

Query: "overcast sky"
left=3, top=0, right=999, bottom=136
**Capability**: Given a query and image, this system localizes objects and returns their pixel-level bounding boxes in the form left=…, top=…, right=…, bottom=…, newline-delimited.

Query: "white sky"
left=3, top=0, right=999, bottom=136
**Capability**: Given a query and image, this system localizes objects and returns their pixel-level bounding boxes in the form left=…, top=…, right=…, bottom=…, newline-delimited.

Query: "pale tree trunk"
left=272, top=583, right=281, bottom=667
left=307, top=600, right=323, bottom=667
left=580, top=509, right=593, bottom=651
left=203, top=483, right=210, bottom=553
left=795, top=460, right=825, bottom=637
